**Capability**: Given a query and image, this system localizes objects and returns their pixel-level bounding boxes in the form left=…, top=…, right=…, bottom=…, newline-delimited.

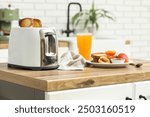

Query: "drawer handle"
left=139, top=95, right=147, bottom=100
left=125, top=97, right=132, bottom=100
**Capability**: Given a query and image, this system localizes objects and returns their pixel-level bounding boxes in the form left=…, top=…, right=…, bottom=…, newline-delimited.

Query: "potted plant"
left=72, top=0, right=115, bottom=34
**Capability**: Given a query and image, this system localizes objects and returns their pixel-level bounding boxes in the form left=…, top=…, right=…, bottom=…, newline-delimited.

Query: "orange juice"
left=77, top=33, right=92, bottom=60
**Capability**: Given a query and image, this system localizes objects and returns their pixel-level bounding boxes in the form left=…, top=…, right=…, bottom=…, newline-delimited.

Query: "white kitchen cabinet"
left=0, top=49, right=8, bottom=63
left=134, top=81, right=150, bottom=100
left=45, top=83, right=133, bottom=100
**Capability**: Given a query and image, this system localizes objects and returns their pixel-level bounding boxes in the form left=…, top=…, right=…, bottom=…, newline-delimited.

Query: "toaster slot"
left=40, top=30, right=57, bottom=66
left=45, top=33, right=56, bottom=54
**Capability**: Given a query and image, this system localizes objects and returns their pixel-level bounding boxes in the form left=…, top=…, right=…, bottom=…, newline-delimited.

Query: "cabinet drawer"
left=45, top=83, right=133, bottom=100
left=134, top=81, right=150, bottom=100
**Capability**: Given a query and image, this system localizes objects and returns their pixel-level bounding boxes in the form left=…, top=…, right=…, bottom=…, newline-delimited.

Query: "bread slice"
left=91, top=52, right=106, bottom=59
left=19, top=18, right=33, bottom=27
left=19, top=18, right=42, bottom=27
left=33, top=19, right=42, bottom=27
left=91, top=52, right=106, bottom=62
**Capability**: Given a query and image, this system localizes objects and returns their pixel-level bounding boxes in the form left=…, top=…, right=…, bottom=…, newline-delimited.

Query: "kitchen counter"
left=0, top=60, right=150, bottom=92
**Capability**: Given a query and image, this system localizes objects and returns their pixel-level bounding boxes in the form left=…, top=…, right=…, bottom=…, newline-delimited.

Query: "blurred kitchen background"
left=0, top=0, right=150, bottom=60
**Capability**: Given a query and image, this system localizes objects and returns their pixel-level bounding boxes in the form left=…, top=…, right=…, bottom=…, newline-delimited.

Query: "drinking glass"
left=77, top=33, right=92, bottom=60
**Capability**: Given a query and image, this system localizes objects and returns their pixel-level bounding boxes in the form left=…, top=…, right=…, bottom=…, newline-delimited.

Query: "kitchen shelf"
left=0, top=43, right=8, bottom=49
left=58, top=41, right=69, bottom=47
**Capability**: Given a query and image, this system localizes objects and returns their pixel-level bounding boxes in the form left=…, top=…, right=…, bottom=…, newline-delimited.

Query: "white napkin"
left=58, top=51, right=86, bottom=70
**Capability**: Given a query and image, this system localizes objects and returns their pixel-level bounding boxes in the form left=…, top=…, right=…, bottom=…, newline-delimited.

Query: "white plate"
left=86, top=61, right=130, bottom=68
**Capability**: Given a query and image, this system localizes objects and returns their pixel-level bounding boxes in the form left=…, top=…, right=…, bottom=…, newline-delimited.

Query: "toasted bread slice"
left=19, top=18, right=33, bottom=27
left=91, top=52, right=106, bottom=62
left=33, top=19, right=42, bottom=27
left=91, top=52, right=106, bottom=59
left=19, top=18, right=42, bottom=27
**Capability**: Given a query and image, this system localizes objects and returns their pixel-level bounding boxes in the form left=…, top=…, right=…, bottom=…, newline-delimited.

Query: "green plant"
left=72, top=1, right=115, bottom=31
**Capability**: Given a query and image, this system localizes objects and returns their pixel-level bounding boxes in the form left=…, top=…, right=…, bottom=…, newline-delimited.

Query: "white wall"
left=0, top=0, right=150, bottom=59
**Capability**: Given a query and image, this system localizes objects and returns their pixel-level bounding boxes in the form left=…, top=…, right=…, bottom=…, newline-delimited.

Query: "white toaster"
left=8, top=27, right=59, bottom=70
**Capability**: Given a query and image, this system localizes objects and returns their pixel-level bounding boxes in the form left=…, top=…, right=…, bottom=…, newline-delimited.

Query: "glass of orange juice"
left=77, top=33, right=92, bottom=60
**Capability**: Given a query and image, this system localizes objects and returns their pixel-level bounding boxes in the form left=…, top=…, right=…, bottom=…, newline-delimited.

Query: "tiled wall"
left=0, top=0, right=150, bottom=59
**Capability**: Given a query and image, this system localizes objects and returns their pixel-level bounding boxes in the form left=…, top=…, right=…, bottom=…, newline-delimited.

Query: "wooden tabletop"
left=0, top=60, right=150, bottom=92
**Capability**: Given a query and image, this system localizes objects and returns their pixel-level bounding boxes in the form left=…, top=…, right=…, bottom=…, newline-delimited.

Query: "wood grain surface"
left=0, top=60, right=150, bottom=92
left=0, top=43, right=8, bottom=49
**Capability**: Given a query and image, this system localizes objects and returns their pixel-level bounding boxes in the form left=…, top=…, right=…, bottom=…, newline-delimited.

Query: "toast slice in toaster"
left=19, top=18, right=42, bottom=27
